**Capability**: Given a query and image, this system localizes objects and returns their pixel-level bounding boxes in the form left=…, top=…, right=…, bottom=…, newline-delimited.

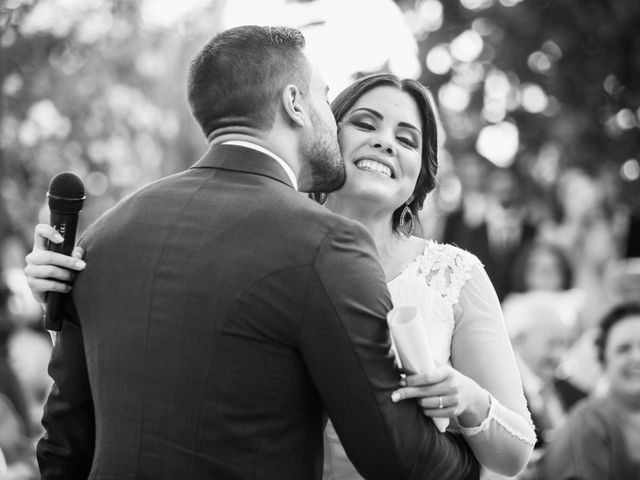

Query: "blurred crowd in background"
left=2, top=0, right=639, bottom=478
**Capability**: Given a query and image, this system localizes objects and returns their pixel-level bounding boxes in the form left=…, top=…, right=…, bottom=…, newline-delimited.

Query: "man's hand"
left=24, top=224, right=85, bottom=305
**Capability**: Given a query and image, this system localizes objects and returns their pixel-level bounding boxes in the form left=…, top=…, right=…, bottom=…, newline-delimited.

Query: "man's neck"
left=209, top=131, right=299, bottom=177
left=609, top=390, right=640, bottom=414
left=209, top=132, right=299, bottom=191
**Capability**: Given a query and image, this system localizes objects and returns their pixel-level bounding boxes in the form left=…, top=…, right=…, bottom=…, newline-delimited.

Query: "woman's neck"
left=608, top=391, right=640, bottom=416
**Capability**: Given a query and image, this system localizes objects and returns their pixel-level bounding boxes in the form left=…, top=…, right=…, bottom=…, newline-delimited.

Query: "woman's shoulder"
left=406, top=240, right=483, bottom=305
left=420, top=239, right=483, bottom=272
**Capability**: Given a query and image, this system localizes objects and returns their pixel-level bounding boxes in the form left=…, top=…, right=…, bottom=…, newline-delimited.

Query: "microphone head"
left=47, top=172, right=86, bottom=214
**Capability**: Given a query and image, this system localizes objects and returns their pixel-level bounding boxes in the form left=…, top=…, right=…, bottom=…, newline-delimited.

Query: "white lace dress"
left=323, top=241, right=536, bottom=479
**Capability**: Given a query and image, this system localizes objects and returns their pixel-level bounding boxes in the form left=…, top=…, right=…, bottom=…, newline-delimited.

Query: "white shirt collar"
left=221, top=140, right=298, bottom=191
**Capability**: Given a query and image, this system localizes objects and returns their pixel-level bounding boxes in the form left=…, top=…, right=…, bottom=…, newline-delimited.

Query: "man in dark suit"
left=443, top=167, right=536, bottom=301
left=35, top=26, right=477, bottom=479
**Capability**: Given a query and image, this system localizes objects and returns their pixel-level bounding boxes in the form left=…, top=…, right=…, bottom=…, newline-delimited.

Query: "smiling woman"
left=318, top=73, right=536, bottom=479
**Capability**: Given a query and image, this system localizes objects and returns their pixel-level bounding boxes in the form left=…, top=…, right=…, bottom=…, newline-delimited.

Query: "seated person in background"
left=511, top=241, right=573, bottom=293
left=503, top=296, right=587, bottom=449
left=503, top=241, right=603, bottom=397
left=0, top=280, right=31, bottom=434
left=539, top=302, right=640, bottom=480
left=0, top=281, right=38, bottom=479
left=0, top=394, right=37, bottom=480
left=504, top=241, right=583, bottom=329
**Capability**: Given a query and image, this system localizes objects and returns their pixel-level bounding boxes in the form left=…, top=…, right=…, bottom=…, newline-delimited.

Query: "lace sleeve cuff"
left=459, top=390, right=496, bottom=436
left=460, top=392, right=537, bottom=446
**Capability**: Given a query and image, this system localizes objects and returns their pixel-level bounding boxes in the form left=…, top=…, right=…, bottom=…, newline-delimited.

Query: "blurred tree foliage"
left=1, top=0, right=223, bottom=242
left=1, top=0, right=639, bottom=248
left=399, top=0, right=640, bottom=209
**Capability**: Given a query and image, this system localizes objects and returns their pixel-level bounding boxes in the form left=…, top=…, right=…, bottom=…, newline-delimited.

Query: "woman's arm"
left=450, top=263, right=536, bottom=475
left=390, top=260, right=536, bottom=476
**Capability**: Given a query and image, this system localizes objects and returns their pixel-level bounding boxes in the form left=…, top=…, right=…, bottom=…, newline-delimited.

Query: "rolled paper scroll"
left=388, top=305, right=449, bottom=432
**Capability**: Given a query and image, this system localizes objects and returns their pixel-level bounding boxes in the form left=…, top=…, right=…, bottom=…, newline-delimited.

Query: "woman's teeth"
left=355, top=159, right=392, bottom=177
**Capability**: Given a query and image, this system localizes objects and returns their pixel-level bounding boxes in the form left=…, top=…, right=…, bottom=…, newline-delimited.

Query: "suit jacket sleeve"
left=300, top=221, right=478, bottom=480
left=37, top=300, right=95, bottom=480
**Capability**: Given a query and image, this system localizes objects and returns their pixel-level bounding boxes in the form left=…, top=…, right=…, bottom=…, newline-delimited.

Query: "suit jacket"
left=37, top=144, right=478, bottom=480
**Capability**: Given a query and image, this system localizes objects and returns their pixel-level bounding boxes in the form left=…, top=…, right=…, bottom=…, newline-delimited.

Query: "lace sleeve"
left=451, top=262, right=536, bottom=476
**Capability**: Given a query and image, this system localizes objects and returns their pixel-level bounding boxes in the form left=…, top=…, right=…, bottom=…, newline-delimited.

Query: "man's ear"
left=281, top=84, right=306, bottom=127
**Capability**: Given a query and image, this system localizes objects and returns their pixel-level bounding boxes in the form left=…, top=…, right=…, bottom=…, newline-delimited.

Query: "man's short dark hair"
left=187, top=25, right=310, bottom=137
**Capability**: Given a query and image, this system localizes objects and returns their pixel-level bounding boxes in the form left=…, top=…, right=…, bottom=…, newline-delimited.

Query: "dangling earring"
left=309, top=192, right=328, bottom=205
left=399, top=203, right=415, bottom=238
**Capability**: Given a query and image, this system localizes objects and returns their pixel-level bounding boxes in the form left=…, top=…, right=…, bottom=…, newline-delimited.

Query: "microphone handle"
left=45, top=212, right=79, bottom=331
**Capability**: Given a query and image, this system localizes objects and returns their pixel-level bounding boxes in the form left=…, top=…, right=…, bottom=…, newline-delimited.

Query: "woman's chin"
left=340, top=178, right=409, bottom=210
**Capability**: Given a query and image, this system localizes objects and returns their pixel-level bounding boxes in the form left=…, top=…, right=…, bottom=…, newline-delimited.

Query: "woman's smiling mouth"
left=355, top=158, right=394, bottom=178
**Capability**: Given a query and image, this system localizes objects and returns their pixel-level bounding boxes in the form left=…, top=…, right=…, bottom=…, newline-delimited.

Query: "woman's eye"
left=352, top=121, right=375, bottom=130
left=398, top=137, right=418, bottom=148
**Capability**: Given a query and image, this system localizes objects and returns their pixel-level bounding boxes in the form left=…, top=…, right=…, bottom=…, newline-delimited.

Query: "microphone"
left=45, top=172, right=86, bottom=331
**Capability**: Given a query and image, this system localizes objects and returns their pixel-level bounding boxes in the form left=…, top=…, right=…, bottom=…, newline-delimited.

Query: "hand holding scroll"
left=387, top=306, right=449, bottom=432
left=388, top=306, right=491, bottom=431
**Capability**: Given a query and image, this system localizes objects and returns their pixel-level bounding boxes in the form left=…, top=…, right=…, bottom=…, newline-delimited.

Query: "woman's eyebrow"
left=351, top=107, right=382, bottom=119
left=350, top=107, right=421, bottom=132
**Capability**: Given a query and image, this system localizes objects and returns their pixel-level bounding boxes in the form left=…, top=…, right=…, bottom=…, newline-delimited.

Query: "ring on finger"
left=437, top=396, right=444, bottom=409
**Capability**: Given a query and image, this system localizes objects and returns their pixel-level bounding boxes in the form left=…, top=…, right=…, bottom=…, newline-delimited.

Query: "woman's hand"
left=24, top=224, right=86, bottom=305
left=391, top=364, right=491, bottom=428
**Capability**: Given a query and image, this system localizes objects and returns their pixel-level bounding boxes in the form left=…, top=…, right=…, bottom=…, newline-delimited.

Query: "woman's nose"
left=371, top=136, right=395, bottom=155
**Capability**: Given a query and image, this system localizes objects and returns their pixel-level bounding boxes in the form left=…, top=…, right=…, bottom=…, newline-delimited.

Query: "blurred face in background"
left=334, top=86, right=423, bottom=213
left=603, top=315, right=640, bottom=407
left=456, top=154, right=486, bottom=194
left=524, top=246, right=566, bottom=291
left=487, top=169, right=519, bottom=209
left=557, top=169, right=602, bottom=221
left=516, top=316, right=569, bottom=383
